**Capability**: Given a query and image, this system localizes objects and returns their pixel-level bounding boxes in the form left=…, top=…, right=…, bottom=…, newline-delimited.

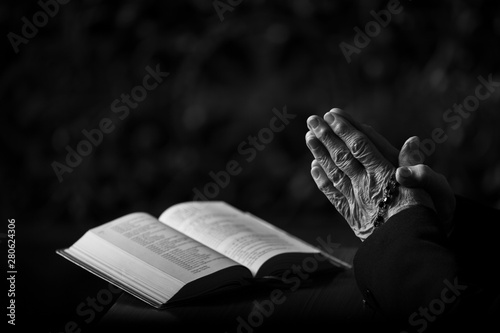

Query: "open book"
left=57, top=201, right=349, bottom=308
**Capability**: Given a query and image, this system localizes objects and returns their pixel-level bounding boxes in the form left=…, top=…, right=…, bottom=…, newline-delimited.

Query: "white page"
left=159, top=202, right=319, bottom=276
left=90, top=212, right=241, bottom=284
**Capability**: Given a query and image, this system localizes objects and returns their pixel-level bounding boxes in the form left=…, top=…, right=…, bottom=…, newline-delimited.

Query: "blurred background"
left=2, top=0, right=500, bottom=331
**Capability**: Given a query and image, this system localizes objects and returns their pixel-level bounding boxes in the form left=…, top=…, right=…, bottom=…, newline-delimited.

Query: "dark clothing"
left=353, top=196, right=500, bottom=332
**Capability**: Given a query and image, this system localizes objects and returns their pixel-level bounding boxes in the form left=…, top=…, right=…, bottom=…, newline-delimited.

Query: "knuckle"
left=333, top=121, right=348, bottom=136
left=318, top=183, right=331, bottom=193
left=316, top=154, right=331, bottom=168
left=351, top=136, right=368, bottom=157
left=316, top=129, right=338, bottom=151
left=315, top=157, right=337, bottom=178
left=334, top=149, right=350, bottom=164
left=332, top=198, right=345, bottom=211
left=327, top=169, right=342, bottom=184
left=334, top=150, right=355, bottom=172
left=327, top=189, right=343, bottom=203
left=317, top=179, right=337, bottom=197
left=316, top=127, right=331, bottom=140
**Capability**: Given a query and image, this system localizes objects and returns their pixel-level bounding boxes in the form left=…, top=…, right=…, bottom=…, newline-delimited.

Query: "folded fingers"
left=310, top=160, right=350, bottom=218
left=329, top=108, right=399, bottom=166
left=322, top=111, right=393, bottom=174
left=306, top=116, right=363, bottom=179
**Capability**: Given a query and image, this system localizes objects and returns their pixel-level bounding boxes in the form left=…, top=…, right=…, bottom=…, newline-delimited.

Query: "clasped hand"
left=305, top=109, right=454, bottom=240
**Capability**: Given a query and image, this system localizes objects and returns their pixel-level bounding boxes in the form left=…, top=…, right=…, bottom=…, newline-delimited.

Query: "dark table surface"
left=21, top=207, right=370, bottom=332
left=94, top=214, right=375, bottom=333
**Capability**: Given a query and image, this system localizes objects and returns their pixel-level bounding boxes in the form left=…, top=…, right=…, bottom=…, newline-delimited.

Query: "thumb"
left=396, top=165, right=456, bottom=230
left=399, top=136, right=425, bottom=167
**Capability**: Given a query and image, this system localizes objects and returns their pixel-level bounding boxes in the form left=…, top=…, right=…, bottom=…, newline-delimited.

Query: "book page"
left=90, top=212, right=241, bottom=284
left=159, top=202, right=319, bottom=276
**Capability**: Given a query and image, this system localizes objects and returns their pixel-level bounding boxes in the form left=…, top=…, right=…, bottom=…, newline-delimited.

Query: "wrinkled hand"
left=329, top=108, right=456, bottom=229
left=306, top=109, right=434, bottom=240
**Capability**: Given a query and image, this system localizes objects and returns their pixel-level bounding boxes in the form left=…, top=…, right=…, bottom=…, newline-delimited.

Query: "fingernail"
left=399, top=167, right=412, bottom=178
left=324, top=112, right=335, bottom=125
left=308, top=117, right=319, bottom=129
left=307, top=139, right=321, bottom=150
left=311, top=168, right=320, bottom=179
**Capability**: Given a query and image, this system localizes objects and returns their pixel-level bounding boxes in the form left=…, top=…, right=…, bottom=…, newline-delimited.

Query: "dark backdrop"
left=2, top=0, right=500, bottom=331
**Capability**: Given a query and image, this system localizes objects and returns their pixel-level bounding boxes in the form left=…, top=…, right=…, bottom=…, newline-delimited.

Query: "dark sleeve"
left=353, top=197, right=500, bottom=331
left=447, top=195, right=500, bottom=290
